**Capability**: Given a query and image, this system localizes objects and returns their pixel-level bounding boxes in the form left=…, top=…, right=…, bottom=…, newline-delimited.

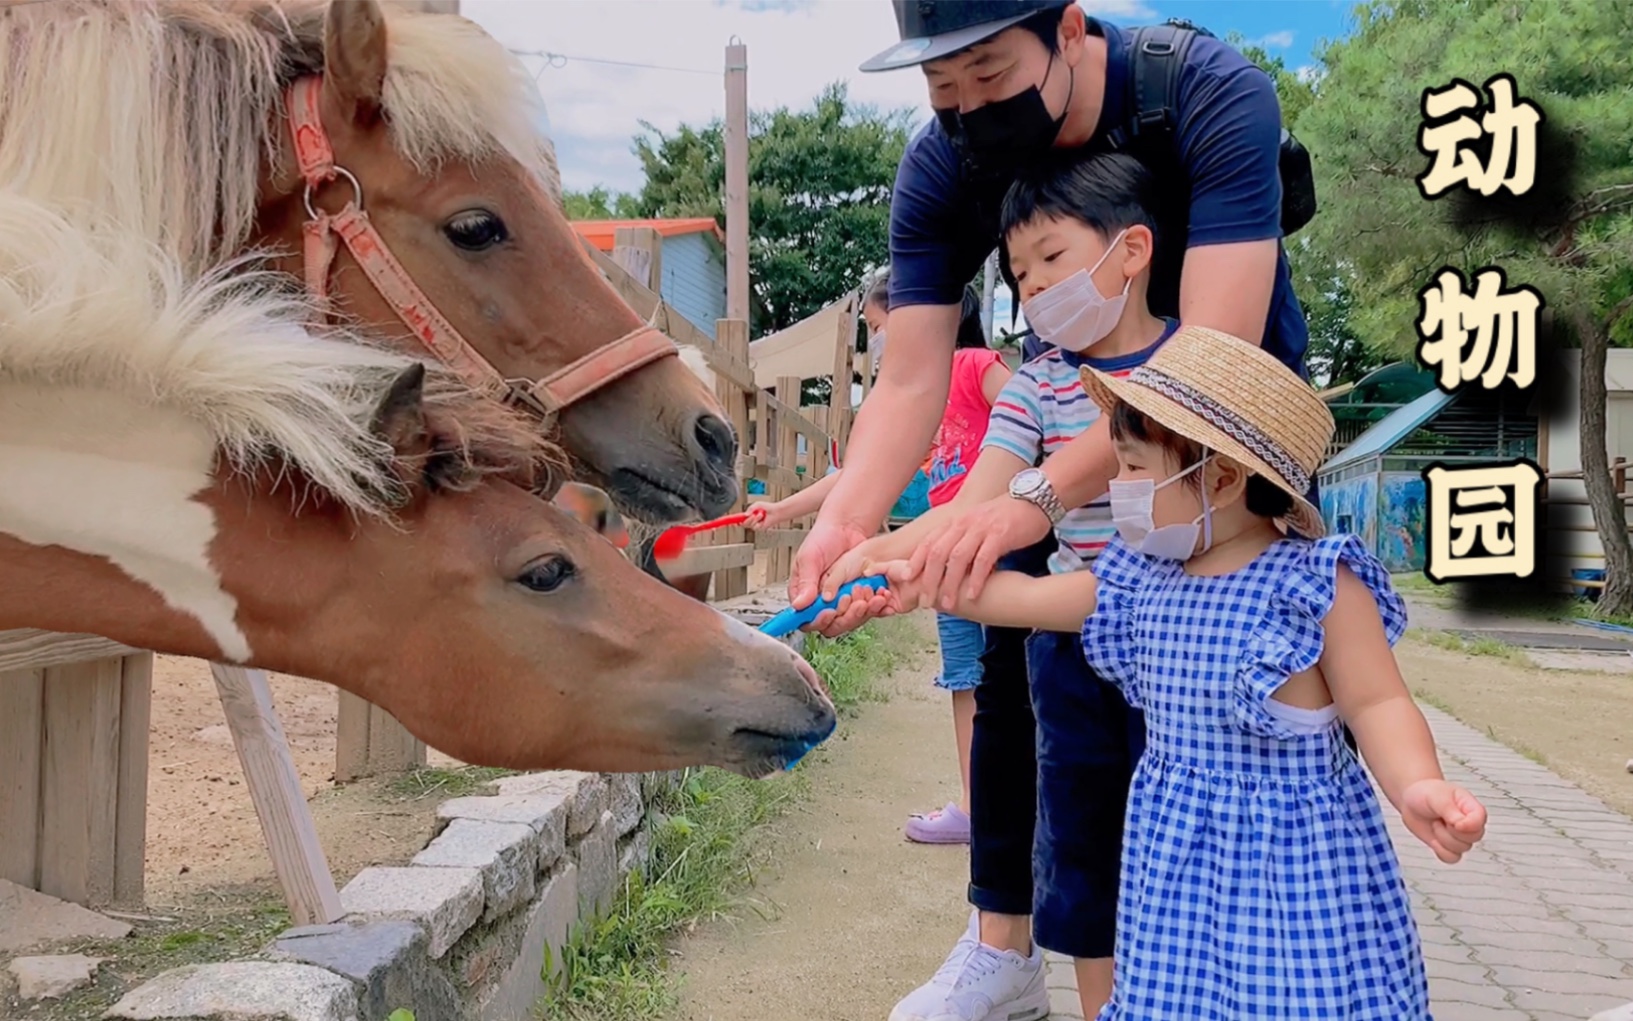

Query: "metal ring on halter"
left=302, top=165, right=365, bottom=220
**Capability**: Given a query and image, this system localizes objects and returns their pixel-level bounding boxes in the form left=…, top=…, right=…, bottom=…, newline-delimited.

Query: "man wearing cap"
left=796, top=4, right=1314, bottom=1021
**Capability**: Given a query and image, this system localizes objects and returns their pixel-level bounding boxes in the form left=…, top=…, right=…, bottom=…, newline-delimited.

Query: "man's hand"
left=912, top=497, right=1052, bottom=610
left=788, top=516, right=873, bottom=616
left=803, top=533, right=906, bottom=637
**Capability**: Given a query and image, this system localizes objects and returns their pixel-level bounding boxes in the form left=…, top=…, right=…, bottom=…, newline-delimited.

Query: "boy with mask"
left=851, top=151, right=1172, bottom=1021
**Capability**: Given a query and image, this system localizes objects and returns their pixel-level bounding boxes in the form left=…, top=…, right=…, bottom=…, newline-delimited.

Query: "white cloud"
left=1250, top=30, right=1296, bottom=49
left=1295, top=64, right=1323, bottom=84
left=463, top=0, right=1155, bottom=195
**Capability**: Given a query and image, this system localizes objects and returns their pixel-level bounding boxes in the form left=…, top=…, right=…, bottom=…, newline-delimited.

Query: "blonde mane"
left=0, top=195, right=556, bottom=518
left=0, top=0, right=563, bottom=517
left=0, top=0, right=562, bottom=277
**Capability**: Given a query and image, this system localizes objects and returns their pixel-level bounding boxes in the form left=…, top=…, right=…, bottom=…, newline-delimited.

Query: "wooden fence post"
left=714, top=318, right=753, bottom=599
left=0, top=642, right=152, bottom=909
left=613, top=226, right=663, bottom=293
left=771, top=375, right=803, bottom=583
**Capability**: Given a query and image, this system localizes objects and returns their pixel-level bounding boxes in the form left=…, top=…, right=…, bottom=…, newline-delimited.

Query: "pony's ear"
left=323, top=0, right=389, bottom=128
left=371, top=364, right=433, bottom=462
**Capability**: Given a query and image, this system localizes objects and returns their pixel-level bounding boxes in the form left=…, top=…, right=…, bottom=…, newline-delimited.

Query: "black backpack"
left=1108, top=19, right=1317, bottom=239
left=992, top=19, right=1319, bottom=324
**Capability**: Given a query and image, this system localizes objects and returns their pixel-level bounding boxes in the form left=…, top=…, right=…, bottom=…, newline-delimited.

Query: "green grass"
left=535, top=620, right=914, bottom=1021
left=383, top=764, right=519, bottom=801
left=801, top=615, right=917, bottom=715
left=1405, top=627, right=1531, bottom=665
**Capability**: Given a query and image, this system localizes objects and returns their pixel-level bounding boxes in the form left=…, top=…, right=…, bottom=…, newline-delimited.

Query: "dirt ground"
left=675, top=613, right=974, bottom=1021
left=141, top=655, right=462, bottom=907
left=1394, top=636, right=1633, bottom=818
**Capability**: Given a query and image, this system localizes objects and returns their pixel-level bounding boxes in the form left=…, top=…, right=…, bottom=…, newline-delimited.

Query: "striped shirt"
left=983, top=320, right=1179, bottom=574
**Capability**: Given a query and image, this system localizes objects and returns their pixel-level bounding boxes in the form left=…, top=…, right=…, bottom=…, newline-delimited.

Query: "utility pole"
left=724, top=38, right=750, bottom=323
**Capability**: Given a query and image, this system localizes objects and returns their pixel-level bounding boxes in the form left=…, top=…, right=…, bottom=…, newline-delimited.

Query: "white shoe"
left=889, top=912, right=1050, bottom=1021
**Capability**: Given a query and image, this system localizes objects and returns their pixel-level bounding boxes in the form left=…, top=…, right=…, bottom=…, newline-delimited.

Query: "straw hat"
left=1079, top=326, right=1335, bottom=539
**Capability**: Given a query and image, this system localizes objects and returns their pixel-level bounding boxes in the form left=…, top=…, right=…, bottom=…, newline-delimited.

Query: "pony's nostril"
left=691, top=413, right=737, bottom=472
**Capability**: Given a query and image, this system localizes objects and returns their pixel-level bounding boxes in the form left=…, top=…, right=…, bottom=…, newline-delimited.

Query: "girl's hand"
left=745, top=502, right=781, bottom=529
left=1399, top=779, right=1488, bottom=863
left=863, top=558, right=932, bottom=615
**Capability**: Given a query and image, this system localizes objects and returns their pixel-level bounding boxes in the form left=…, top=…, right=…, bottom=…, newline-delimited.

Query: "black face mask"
left=936, top=53, right=1074, bottom=181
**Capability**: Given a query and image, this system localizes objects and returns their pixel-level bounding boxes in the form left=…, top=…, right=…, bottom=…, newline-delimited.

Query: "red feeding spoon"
left=652, top=509, right=765, bottom=562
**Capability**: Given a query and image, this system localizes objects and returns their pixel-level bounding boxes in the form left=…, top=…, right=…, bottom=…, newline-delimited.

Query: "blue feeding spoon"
left=758, top=575, right=890, bottom=639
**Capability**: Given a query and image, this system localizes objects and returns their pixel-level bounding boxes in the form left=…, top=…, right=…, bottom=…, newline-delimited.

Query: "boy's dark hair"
left=1107, top=401, right=1294, bottom=520
left=1000, top=151, right=1160, bottom=244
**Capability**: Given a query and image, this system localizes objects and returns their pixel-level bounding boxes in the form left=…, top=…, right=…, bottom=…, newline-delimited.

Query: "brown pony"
left=0, top=0, right=738, bottom=520
left=0, top=200, right=833, bottom=776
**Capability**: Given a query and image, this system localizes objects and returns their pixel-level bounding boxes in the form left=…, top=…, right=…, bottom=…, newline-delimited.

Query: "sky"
left=461, top=0, right=1360, bottom=327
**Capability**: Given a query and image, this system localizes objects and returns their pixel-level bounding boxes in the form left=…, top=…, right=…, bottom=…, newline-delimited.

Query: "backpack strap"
left=1121, top=21, right=1199, bottom=148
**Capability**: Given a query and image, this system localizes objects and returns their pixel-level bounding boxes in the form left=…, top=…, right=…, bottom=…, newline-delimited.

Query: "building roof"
left=1321, top=387, right=1456, bottom=475
left=571, top=218, right=725, bottom=252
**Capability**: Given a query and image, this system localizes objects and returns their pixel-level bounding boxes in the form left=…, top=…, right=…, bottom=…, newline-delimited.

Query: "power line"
left=510, top=48, right=717, bottom=77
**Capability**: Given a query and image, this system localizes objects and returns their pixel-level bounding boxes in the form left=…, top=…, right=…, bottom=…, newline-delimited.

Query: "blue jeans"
left=934, top=612, right=985, bottom=691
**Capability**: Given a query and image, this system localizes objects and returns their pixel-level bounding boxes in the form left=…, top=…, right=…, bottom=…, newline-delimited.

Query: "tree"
left=561, top=185, right=642, bottom=221
left=624, top=82, right=916, bottom=338
left=1293, top=0, right=1633, bottom=612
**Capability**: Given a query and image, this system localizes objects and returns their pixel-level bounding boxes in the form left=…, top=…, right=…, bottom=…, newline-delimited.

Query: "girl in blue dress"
left=871, top=325, right=1489, bottom=1019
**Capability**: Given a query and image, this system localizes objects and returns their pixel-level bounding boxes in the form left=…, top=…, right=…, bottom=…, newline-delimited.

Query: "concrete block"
left=478, top=863, right=579, bottom=1021
left=490, top=771, right=604, bottom=838
left=7, top=954, right=102, bottom=1000
left=609, top=772, right=645, bottom=835
left=339, top=866, right=482, bottom=960
left=1592, top=1004, right=1633, bottom=1021
left=568, top=775, right=610, bottom=839
left=412, top=820, right=537, bottom=922
left=107, top=962, right=358, bottom=1021
left=271, top=921, right=459, bottom=1021
left=573, top=811, right=618, bottom=919
left=617, top=828, right=652, bottom=880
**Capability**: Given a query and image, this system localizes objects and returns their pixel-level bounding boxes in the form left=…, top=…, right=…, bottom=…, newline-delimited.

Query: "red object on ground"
left=652, top=510, right=763, bottom=562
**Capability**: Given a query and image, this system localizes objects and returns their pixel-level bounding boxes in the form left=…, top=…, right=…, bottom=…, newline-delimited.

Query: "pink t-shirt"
left=927, top=347, right=1005, bottom=507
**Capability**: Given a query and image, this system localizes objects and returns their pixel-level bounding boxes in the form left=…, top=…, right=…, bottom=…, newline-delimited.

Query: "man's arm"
left=838, top=445, right=1030, bottom=567
left=1171, top=58, right=1287, bottom=345
left=814, top=303, right=957, bottom=536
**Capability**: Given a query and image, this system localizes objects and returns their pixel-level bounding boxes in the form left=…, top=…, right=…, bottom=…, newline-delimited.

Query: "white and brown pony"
left=0, top=197, right=833, bottom=776
left=0, top=0, right=737, bottom=520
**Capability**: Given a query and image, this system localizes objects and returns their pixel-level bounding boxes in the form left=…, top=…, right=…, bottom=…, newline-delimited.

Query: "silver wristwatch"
left=1008, top=467, right=1066, bottom=525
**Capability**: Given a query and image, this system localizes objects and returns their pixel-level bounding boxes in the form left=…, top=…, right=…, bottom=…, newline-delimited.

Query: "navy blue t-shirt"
left=888, top=17, right=1309, bottom=377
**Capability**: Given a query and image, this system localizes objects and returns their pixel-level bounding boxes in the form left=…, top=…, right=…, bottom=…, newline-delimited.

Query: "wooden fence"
left=0, top=226, right=859, bottom=919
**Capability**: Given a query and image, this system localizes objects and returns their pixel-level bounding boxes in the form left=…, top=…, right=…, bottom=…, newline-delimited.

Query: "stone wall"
left=106, top=768, right=681, bottom=1021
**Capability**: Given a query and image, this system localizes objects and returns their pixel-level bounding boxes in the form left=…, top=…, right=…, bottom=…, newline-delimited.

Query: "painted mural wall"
left=1320, top=473, right=1378, bottom=554
left=1377, top=471, right=1427, bottom=572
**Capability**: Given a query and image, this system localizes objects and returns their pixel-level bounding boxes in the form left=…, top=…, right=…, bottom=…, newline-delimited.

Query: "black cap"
left=859, top=0, right=1073, bottom=73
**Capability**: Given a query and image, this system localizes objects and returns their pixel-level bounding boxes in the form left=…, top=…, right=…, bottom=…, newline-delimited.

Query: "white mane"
left=0, top=195, right=429, bottom=515
left=0, top=0, right=563, bottom=516
left=0, top=0, right=562, bottom=278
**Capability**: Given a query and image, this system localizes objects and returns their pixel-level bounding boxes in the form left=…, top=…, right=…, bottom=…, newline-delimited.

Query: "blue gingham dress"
left=1083, top=533, right=1429, bottom=1020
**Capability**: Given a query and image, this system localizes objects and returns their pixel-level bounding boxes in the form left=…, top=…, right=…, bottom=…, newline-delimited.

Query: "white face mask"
left=869, top=330, right=886, bottom=373
left=1019, top=230, right=1130, bottom=353
left=1108, top=453, right=1214, bottom=561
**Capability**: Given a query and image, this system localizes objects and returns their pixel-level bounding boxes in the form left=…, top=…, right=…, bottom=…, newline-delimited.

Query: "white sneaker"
left=889, top=912, right=1050, bottom=1021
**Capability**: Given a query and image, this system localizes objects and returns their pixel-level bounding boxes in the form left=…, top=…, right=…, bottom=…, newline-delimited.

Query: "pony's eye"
left=517, top=555, right=575, bottom=594
left=443, top=210, right=509, bottom=251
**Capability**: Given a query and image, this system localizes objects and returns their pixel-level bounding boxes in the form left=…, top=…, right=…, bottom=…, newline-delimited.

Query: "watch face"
left=1012, top=469, right=1042, bottom=497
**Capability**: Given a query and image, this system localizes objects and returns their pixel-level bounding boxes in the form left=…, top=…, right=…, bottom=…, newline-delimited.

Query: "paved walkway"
left=1044, top=705, right=1633, bottom=1021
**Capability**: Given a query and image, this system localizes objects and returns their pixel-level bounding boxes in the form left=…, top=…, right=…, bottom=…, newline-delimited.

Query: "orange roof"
left=571, top=218, right=724, bottom=252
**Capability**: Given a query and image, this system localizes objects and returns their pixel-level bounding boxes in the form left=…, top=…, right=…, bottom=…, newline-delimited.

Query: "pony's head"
left=245, top=0, right=738, bottom=520
left=0, top=194, right=832, bottom=777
